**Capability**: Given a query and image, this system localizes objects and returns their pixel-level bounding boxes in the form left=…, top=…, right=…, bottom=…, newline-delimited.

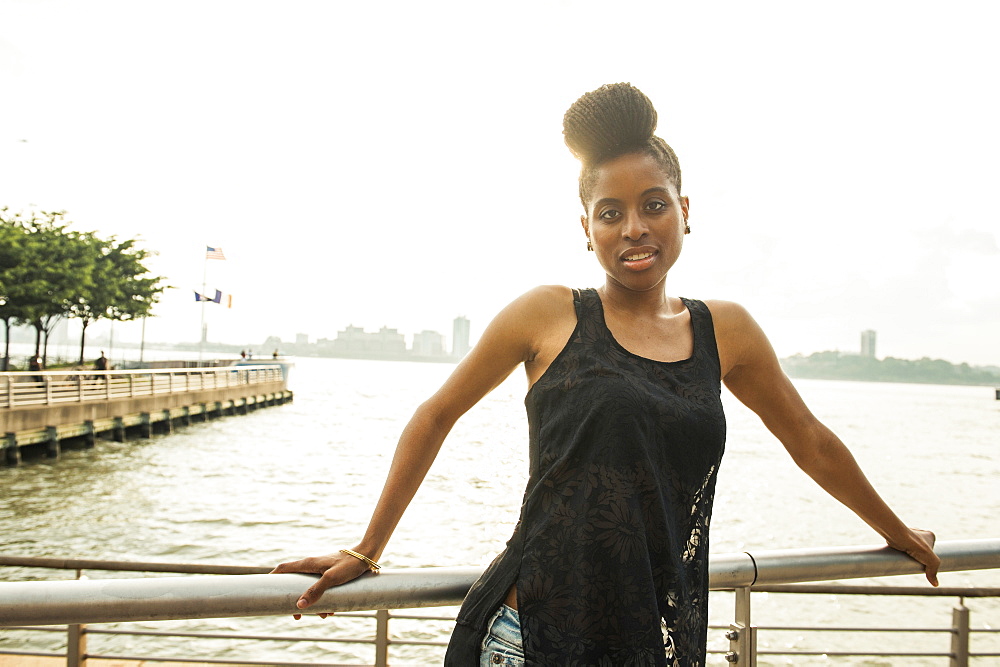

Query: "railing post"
left=76, top=376, right=83, bottom=402
left=129, top=374, right=135, bottom=397
left=104, top=374, right=111, bottom=401
left=45, top=375, right=52, bottom=404
left=67, top=622, right=87, bottom=666
left=6, top=376, right=13, bottom=408
left=726, top=587, right=756, bottom=665
left=375, top=609, right=389, bottom=667
left=951, top=597, right=969, bottom=667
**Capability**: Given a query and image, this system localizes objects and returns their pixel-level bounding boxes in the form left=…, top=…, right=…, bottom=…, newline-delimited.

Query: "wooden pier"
left=0, top=366, right=292, bottom=465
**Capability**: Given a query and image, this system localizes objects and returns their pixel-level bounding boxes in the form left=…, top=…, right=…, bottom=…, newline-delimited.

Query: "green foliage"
left=0, top=207, right=166, bottom=367
left=781, top=351, right=1000, bottom=386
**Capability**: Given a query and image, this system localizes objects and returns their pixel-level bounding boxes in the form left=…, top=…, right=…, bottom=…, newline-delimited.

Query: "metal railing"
left=0, top=365, right=285, bottom=409
left=1, top=539, right=998, bottom=665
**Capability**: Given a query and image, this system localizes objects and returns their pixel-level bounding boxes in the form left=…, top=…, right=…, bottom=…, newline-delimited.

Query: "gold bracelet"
left=340, top=549, right=381, bottom=573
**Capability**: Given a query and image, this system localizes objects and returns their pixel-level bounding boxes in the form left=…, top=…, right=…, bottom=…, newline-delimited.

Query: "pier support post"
left=140, top=413, right=152, bottom=439
left=183, top=406, right=192, bottom=426
left=160, top=410, right=173, bottom=434
left=83, top=420, right=96, bottom=448
left=112, top=417, right=125, bottom=442
left=3, top=433, right=20, bottom=466
left=45, top=426, right=60, bottom=459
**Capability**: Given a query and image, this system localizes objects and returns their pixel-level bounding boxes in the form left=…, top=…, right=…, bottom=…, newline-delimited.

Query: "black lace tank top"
left=446, top=288, right=726, bottom=666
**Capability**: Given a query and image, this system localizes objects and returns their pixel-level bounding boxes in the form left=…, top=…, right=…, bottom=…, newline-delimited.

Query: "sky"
left=1, top=0, right=998, bottom=366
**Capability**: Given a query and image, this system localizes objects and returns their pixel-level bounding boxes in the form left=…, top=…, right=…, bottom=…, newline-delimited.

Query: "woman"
left=272, top=83, right=939, bottom=666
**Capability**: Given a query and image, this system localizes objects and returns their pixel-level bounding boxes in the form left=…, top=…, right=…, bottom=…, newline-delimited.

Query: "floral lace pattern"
left=514, top=289, right=726, bottom=666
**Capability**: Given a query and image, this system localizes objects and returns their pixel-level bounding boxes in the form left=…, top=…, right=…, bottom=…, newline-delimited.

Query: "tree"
left=1, top=208, right=167, bottom=368
left=0, top=212, right=29, bottom=370
left=18, top=213, right=96, bottom=365
left=68, top=235, right=166, bottom=363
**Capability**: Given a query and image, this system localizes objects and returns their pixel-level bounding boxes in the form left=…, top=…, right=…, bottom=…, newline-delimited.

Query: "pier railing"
left=1, top=538, right=998, bottom=665
left=0, top=365, right=285, bottom=409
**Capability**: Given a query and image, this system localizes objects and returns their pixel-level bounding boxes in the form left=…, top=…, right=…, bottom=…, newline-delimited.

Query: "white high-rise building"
left=452, top=316, right=471, bottom=358
left=860, top=329, right=877, bottom=358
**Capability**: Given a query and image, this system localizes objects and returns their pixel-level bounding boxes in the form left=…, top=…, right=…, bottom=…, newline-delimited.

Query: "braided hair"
left=562, top=83, right=682, bottom=208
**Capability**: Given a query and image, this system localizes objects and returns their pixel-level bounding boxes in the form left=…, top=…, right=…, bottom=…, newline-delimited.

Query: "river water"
left=1, top=356, right=998, bottom=664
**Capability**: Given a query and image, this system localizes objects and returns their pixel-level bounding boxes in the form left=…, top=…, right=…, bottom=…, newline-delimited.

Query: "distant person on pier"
left=94, top=351, right=108, bottom=371
left=272, top=83, right=940, bottom=666
left=240, top=350, right=247, bottom=360
left=272, top=349, right=279, bottom=359
left=28, top=355, right=43, bottom=383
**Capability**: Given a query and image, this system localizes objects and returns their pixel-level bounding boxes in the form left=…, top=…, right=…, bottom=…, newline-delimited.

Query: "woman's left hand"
left=886, top=528, right=940, bottom=586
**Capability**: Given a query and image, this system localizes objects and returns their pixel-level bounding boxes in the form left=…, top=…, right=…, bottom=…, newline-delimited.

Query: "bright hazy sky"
left=2, top=0, right=998, bottom=366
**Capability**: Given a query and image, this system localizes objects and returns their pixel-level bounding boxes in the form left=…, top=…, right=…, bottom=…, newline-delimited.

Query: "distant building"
left=412, top=330, right=446, bottom=357
left=452, top=316, right=471, bottom=358
left=861, top=329, right=877, bottom=359
left=333, top=325, right=406, bottom=354
left=313, top=316, right=473, bottom=363
left=295, top=333, right=309, bottom=345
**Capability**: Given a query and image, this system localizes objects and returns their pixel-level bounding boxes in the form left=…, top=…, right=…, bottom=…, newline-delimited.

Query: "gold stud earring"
left=684, top=222, right=691, bottom=235
left=587, top=240, right=594, bottom=251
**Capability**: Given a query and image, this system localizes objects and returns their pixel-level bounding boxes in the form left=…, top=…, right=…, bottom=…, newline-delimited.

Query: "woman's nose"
left=621, top=211, right=648, bottom=241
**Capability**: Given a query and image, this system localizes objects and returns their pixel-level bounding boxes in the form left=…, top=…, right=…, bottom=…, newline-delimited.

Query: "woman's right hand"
left=270, top=550, right=373, bottom=619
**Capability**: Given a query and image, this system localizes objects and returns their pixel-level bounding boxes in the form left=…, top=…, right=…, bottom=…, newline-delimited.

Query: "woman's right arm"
left=271, top=286, right=570, bottom=613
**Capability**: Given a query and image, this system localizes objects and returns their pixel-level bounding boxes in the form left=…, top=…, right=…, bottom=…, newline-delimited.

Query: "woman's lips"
left=620, top=247, right=658, bottom=271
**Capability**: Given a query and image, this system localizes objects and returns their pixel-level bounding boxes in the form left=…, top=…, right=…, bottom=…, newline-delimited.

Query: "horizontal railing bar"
left=86, top=655, right=360, bottom=667
left=85, top=628, right=379, bottom=644
left=754, top=625, right=949, bottom=632
left=752, top=584, right=1000, bottom=597
left=388, top=640, right=451, bottom=647
left=88, top=629, right=452, bottom=652
left=759, top=650, right=953, bottom=657
left=1, top=539, right=997, bottom=627
left=0, top=567, right=482, bottom=626
left=0, top=555, right=271, bottom=574
left=749, top=538, right=1000, bottom=585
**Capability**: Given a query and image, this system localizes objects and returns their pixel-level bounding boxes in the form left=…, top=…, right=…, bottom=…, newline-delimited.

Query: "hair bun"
left=563, top=82, right=658, bottom=164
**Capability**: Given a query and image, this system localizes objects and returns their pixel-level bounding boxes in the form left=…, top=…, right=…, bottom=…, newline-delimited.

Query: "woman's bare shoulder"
left=504, top=285, right=576, bottom=322
left=701, top=299, right=755, bottom=330
left=701, top=299, right=778, bottom=377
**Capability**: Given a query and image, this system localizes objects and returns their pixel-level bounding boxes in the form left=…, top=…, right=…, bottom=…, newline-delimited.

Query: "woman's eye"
left=599, top=209, right=620, bottom=221
left=646, top=200, right=667, bottom=211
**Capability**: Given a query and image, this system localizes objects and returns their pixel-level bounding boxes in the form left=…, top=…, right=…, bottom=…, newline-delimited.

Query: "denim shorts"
left=479, top=604, right=524, bottom=666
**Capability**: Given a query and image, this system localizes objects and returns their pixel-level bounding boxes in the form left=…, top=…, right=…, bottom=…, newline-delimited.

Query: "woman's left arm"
left=708, top=301, right=940, bottom=585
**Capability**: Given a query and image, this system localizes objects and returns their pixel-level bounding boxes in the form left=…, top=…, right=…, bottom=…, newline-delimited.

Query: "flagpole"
left=199, top=249, right=207, bottom=364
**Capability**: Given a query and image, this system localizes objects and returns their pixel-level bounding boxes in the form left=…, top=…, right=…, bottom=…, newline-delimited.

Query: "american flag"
left=206, top=246, right=226, bottom=260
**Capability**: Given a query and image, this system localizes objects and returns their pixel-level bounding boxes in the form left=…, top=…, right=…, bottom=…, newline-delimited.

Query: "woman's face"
left=581, top=151, right=689, bottom=294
